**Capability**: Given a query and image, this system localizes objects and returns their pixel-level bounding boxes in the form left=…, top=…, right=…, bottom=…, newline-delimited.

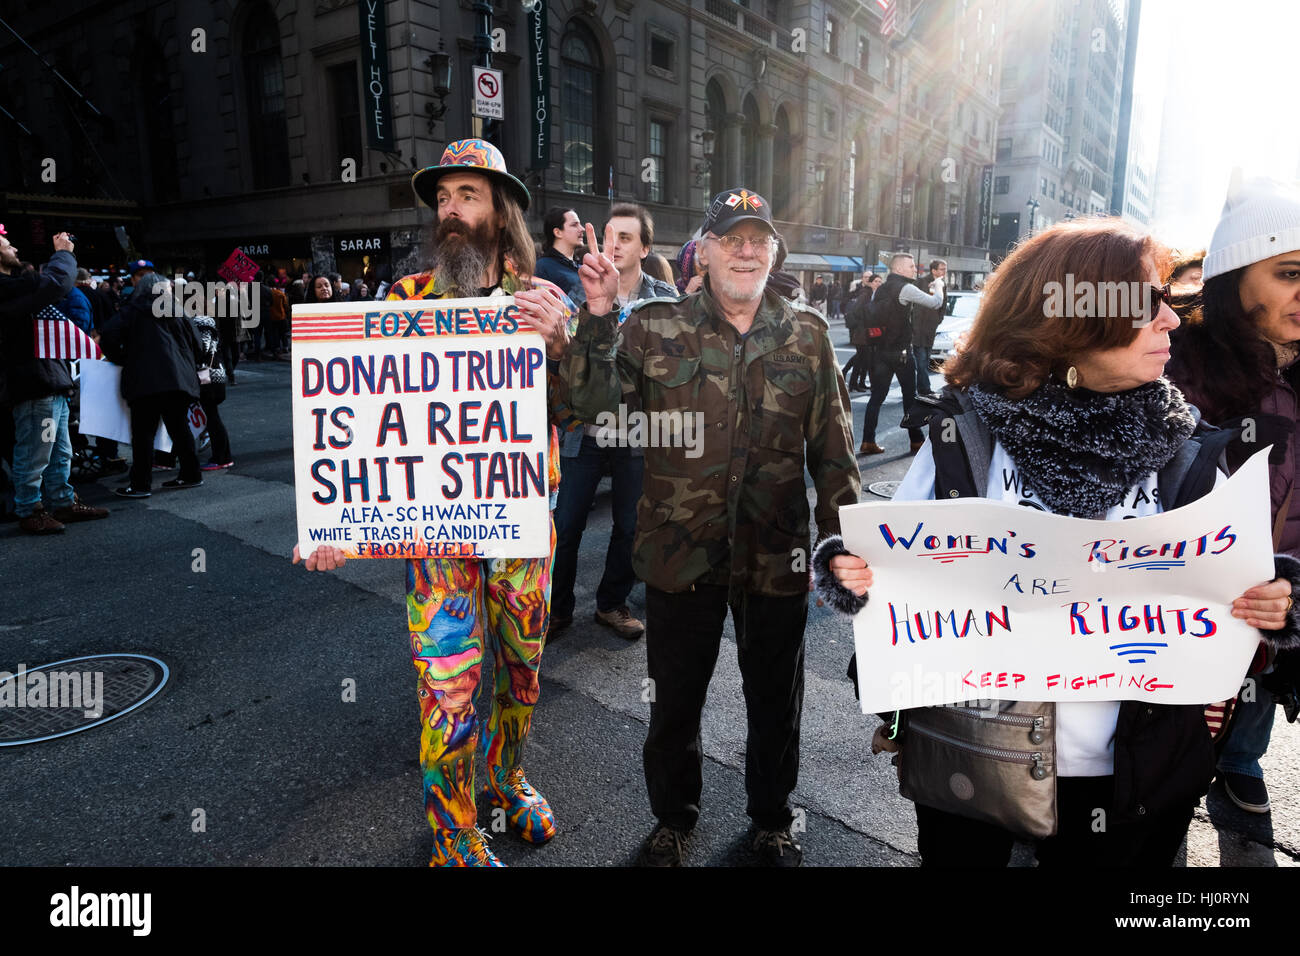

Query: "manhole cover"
left=0, top=653, right=169, bottom=746
left=868, top=480, right=900, bottom=499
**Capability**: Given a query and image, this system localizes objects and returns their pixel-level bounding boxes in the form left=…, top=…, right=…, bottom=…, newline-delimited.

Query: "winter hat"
left=1203, top=171, right=1300, bottom=281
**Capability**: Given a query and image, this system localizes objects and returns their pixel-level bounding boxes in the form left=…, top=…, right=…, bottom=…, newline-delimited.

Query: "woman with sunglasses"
left=812, top=217, right=1300, bottom=866
left=1166, top=177, right=1300, bottom=816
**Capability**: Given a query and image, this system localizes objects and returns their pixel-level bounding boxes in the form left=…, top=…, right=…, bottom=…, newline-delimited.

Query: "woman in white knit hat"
left=1167, top=174, right=1300, bottom=816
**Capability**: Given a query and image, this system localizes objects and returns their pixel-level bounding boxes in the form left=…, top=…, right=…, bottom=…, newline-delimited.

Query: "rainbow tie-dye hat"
left=411, top=138, right=531, bottom=211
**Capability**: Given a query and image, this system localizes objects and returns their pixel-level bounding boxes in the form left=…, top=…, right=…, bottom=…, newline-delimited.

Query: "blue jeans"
left=12, top=395, right=75, bottom=517
left=551, top=434, right=643, bottom=620
left=1218, top=678, right=1275, bottom=779
left=913, top=345, right=934, bottom=396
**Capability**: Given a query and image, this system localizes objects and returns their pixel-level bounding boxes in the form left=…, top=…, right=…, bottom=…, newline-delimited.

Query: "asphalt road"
left=1, top=320, right=1296, bottom=868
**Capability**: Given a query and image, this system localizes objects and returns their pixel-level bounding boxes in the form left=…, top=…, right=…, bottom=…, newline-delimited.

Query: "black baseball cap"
left=702, top=186, right=774, bottom=236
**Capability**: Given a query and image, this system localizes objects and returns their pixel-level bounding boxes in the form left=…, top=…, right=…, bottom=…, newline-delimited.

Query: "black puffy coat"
left=99, top=292, right=202, bottom=403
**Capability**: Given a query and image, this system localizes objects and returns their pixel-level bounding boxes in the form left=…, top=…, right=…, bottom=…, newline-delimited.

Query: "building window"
left=742, top=95, right=760, bottom=189
left=242, top=2, right=290, bottom=189
left=328, top=63, right=362, bottom=172
left=773, top=105, right=793, bottom=220
left=648, top=119, right=668, bottom=203
left=706, top=80, right=727, bottom=196
left=996, top=137, right=1012, bottom=161
left=857, top=34, right=868, bottom=71
left=1049, top=181, right=1056, bottom=199
left=1041, top=177, right=1048, bottom=196
left=823, top=107, right=836, bottom=134
left=995, top=175, right=1009, bottom=194
left=824, top=14, right=838, bottom=57
left=650, top=35, right=673, bottom=72
left=561, top=22, right=602, bottom=193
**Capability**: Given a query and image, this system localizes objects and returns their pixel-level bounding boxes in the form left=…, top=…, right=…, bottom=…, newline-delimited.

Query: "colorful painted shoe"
left=483, top=766, right=557, bottom=845
left=428, top=827, right=504, bottom=867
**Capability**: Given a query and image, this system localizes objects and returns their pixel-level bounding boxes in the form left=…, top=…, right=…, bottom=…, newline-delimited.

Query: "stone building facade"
left=1, top=0, right=999, bottom=288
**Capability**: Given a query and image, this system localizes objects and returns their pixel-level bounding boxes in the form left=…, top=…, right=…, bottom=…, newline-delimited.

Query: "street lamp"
left=693, top=129, right=715, bottom=184
left=1025, top=197, right=1040, bottom=236
left=424, top=43, right=453, bottom=134
left=815, top=163, right=828, bottom=187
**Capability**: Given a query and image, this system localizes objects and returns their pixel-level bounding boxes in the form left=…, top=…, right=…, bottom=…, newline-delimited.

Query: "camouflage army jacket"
left=558, top=280, right=861, bottom=596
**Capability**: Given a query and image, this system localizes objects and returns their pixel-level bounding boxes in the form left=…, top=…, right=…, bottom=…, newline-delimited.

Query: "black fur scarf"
left=966, top=378, right=1196, bottom=518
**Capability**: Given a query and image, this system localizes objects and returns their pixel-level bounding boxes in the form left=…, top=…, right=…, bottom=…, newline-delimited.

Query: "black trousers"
left=128, top=391, right=200, bottom=490
left=861, top=348, right=924, bottom=444
left=643, top=584, right=808, bottom=831
left=842, top=344, right=871, bottom=388
left=199, top=383, right=232, bottom=464
left=914, top=775, right=1196, bottom=867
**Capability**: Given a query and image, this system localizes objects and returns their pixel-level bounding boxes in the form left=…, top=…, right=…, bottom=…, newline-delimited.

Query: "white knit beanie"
left=1203, top=172, right=1300, bottom=281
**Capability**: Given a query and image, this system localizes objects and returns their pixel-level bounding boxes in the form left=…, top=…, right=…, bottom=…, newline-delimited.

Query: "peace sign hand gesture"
left=578, top=221, right=620, bottom=317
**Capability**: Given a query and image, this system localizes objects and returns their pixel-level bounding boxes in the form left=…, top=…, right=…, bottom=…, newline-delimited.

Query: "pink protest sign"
left=217, top=248, right=259, bottom=283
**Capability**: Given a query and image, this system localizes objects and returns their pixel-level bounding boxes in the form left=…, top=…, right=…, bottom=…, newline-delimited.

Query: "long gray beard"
left=432, top=238, right=490, bottom=295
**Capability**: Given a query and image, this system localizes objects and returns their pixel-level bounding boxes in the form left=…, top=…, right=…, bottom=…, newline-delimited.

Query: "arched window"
left=740, top=95, right=759, bottom=189
left=706, top=80, right=728, bottom=197
left=772, top=106, right=792, bottom=219
left=242, top=3, right=289, bottom=189
left=561, top=22, right=604, bottom=194
left=878, top=178, right=895, bottom=235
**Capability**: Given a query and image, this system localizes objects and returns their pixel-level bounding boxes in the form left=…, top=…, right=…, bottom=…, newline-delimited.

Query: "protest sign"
left=77, top=359, right=181, bottom=452
left=217, top=248, right=259, bottom=284
left=838, top=449, right=1275, bottom=712
left=290, top=298, right=551, bottom=560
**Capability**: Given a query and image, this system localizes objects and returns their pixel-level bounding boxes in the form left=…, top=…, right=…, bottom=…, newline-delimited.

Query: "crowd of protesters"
left=7, top=157, right=1300, bottom=871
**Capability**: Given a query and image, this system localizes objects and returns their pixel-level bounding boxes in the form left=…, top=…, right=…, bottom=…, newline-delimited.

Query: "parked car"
left=930, top=291, right=982, bottom=368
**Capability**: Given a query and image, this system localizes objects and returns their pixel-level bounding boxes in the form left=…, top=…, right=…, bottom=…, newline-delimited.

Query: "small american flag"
left=877, top=0, right=896, bottom=37
left=33, top=307, right=102, bottom=360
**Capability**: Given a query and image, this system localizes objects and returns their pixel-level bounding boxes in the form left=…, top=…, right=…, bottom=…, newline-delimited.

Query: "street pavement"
left=2, top=318, right=1297, bottom=868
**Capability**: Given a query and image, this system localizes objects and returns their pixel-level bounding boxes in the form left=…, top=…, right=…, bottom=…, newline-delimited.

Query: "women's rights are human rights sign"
left=290, top=298, right=551, bottom=560
left=837, top=450, right=1275, bottom=712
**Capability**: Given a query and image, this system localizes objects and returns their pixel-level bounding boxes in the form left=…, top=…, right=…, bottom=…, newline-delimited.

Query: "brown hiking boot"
left=859, top=442, right=884, bottom=455
left=19, top=507, right=65, bottom=535
left=52, top=496, right=109, bottom=523
left=594, top=606, right=645, bottom=640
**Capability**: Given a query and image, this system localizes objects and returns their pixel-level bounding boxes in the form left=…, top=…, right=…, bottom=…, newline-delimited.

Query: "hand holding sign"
left=578, top=222, right=620, bottom=317
left=292, top=543, right=348, bottom=571
left=1232, top=577, right=1293, bottom=630
left=515, top=285, right=570, bottom=361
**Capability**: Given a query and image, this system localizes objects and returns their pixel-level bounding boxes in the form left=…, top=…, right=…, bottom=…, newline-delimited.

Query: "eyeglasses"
left=707, top=234, right=776, bottom=255
left=1145, top=282, right=1174, bottom=318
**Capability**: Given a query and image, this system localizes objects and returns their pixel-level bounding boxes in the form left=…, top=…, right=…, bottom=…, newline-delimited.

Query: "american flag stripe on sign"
left=879, top=0, right=896, bottom=36
left=33, top=314, right=102, bottom=360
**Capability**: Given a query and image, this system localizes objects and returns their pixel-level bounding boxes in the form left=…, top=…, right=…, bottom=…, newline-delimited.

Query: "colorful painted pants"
left=406, top=520, right=554, bottom=831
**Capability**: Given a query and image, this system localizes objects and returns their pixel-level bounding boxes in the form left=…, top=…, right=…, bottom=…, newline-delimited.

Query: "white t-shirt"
left=894, top=437, right=1220, bottom=777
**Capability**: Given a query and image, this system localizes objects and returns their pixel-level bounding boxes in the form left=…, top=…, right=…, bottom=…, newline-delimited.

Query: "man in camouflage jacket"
left=547, top=187, right=860, bottom=866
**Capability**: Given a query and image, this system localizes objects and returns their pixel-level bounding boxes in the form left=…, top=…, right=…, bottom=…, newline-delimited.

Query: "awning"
left=783, top=253, right=831, bottom=271
left=824, top=255, right=864, bottom=272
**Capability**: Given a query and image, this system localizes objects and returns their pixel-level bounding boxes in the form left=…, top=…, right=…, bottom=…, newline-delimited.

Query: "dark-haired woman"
left=814, top=217, right=1300, bottom=866
left=1166, top=178, right=1300, bottom=816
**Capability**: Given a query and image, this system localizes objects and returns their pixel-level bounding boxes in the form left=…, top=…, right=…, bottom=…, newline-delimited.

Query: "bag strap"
left=917, top=386, right=980, bottom=499
left=1164, top=425, right=1239, bottom=511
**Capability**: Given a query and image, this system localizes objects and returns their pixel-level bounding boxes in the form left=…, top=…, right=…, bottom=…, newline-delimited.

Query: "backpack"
left=846, top=293, right=882, bottom=347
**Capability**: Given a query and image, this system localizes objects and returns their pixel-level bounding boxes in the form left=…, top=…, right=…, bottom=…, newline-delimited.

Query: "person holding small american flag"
left=0, top=227, right=110, bottom=533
